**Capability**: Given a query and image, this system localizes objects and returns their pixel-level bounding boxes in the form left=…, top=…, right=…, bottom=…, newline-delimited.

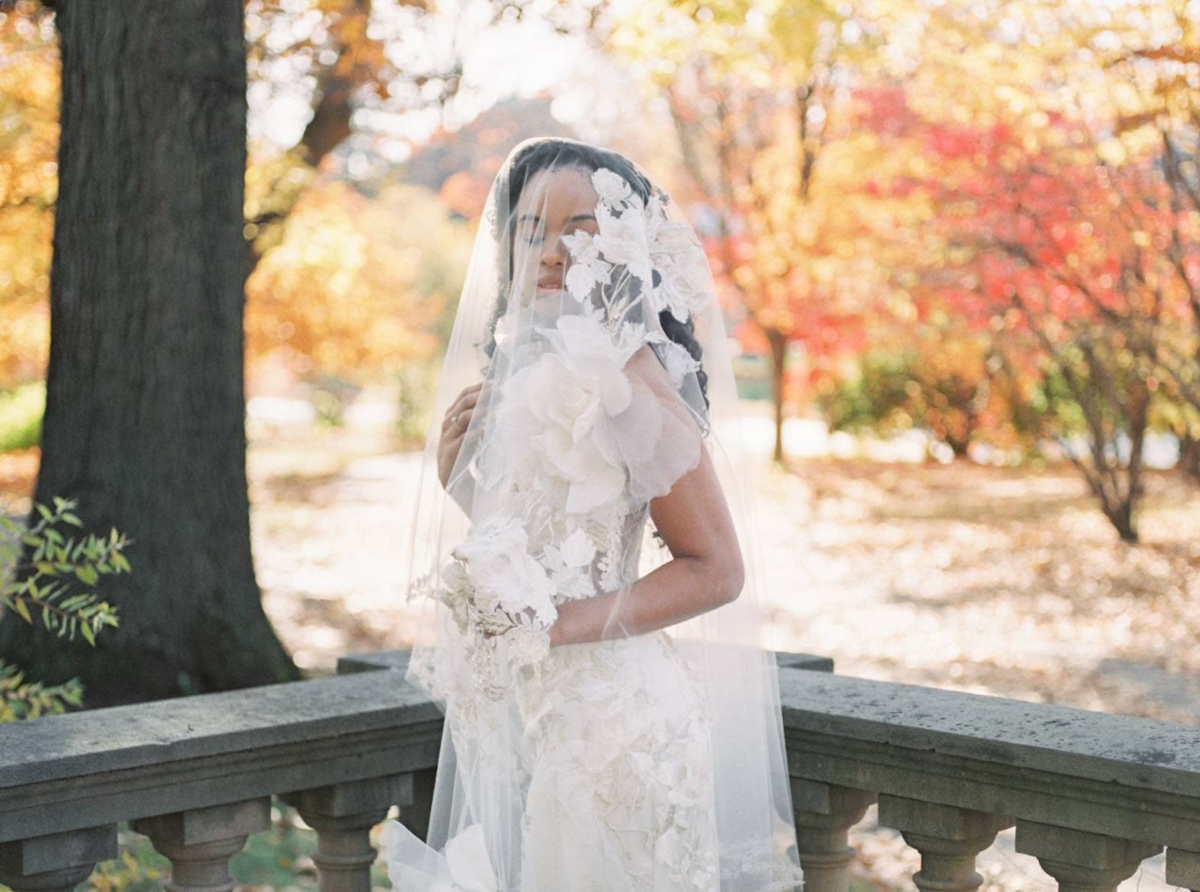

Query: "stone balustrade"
left=0, top=648, right=1196, bottom=892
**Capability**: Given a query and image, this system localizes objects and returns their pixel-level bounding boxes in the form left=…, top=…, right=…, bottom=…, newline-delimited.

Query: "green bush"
left=0, top=383, right=45, bottom=452
left=815, top=350, right=917, bottom=435
left=0, top=497, right=125, bottom=721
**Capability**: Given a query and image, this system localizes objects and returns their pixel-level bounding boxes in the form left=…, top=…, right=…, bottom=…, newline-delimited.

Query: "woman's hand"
left=438, top=382, right=484, bottom=489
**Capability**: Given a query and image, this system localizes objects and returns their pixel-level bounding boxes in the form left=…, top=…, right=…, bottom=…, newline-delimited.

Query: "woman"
left=382, top=138, right=804, bottom=892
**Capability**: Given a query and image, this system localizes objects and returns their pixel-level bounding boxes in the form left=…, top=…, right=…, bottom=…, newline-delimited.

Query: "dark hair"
left=482, top=138, right=710, bottom=410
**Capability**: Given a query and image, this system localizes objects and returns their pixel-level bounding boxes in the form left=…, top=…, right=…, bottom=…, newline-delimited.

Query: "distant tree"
left=611, top=0, right=892, bottom=462
left=0, top=3, right=57, bottom=388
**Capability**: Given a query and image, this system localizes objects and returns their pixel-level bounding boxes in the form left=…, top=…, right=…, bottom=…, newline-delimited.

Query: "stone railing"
left=1, top=648, right=1197, bottom=892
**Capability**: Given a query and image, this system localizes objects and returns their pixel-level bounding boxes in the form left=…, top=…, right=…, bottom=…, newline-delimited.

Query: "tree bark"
left=767, top=329, right=787, bottom=464
left=0, top=0, right=300, bottom=705
left=1179, top=431, right=1200, bottom=486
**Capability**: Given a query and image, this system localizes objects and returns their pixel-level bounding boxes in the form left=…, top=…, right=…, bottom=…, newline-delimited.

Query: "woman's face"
left=511, top=166, right=600, bottom=307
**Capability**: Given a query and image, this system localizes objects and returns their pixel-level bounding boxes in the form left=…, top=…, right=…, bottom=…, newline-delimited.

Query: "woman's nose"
left=540, top=230, right=565, bottom=267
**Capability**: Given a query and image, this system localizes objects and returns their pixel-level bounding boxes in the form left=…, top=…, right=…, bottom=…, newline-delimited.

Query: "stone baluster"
left=280, top=773, right=412, bottom=892
left=1015, top=821, right=1161, bottom=892
left=0, top=825, right=117, bottom=892
left=877, top=795, right=1012, bottom=892
left=130, top=798, right=271, bottom=892
left=791, top=778, right=876, bottom=892
left=1167, top=847, right=1200, bottom=892
left=398, top=765, right=437, bottom=843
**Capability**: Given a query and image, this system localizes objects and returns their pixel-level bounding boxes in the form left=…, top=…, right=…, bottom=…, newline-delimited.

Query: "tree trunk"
left=1179, top=431, right=1200, bottom=486
left=0, top=0, right=300, bottom=706
left=766, top=328, right=788, bottom=465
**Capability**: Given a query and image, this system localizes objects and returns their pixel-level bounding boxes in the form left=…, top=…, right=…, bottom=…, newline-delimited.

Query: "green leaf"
left=80, top=622, right=95, bottom=646
left=74, top=566, right=98, bottom=586
left=62, top=513, right=82, bottom=527
left=13, top=598, right=31, bottom=624
left=35, top=503, right=53, bottom=521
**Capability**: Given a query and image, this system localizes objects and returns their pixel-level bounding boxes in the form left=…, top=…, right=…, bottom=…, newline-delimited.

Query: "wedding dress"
left=382, top=138, right=804, bottom=892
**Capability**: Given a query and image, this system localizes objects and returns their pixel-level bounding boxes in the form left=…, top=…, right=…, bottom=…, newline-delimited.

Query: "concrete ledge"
left=780, top=668, right=1200, bottom=848
left=0, top=672, right=442, bottom=843
left=336, top=647, right=836, bottom=676
left=6, top=647, right=1198, bottom=862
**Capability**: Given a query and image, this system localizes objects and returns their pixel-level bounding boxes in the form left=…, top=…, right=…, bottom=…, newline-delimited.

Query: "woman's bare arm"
left=548, top=442, right=744, bottom=647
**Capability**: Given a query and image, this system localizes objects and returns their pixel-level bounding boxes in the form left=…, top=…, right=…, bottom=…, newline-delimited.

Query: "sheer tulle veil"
left=382, top=137, right=804, bottom=891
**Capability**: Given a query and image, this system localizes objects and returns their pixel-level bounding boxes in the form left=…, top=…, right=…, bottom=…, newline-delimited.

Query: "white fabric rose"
left=497, top=315, right=646, bottom=513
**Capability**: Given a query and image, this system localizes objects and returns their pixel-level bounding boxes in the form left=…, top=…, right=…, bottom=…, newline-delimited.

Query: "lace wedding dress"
left=381, top=138, right=804, bottom=892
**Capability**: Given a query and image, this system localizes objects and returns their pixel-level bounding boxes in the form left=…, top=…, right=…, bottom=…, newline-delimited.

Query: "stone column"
left=281, top=773, right=412, bottom=892
left=130, top=798, right=271, bottom=892
left=1015, top=821, right=1161, bottom=892
left=791, top=778, right=876, bottom=892
left=398, top=765, right=437, bottom=842
left=877, top=795, right=1012, bottom=892
left=0, top=825, right=117, bottom=892
left=1166, top=847, right=1200, bottom=892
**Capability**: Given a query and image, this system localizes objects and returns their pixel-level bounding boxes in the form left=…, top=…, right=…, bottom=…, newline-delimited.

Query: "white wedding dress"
left=384, top=141, right=804, bottom=892
left=394, top=387, right=723, bottom=890
left=509, top=494, right=720, bottom=891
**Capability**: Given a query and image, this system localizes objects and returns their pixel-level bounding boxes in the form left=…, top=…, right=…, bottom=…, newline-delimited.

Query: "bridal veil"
left=384, top=137, right=804, bottom=892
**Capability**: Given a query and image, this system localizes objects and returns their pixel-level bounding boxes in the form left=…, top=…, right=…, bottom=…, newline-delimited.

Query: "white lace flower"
left=654, top=826, right=685, bottom=869
left=540, top=528, right=598, bottom=600
left=658, top=339, right=701, bottom=389
left=594, top=203, right=654, bottom=287
left=649, top=222, right=714, bottom=323
left=502, top=623, right=551, bottom=669
left=592, top=168, right=633, bottom=207
left=435, top=557, right=473, bottom=635
left=559, top=528, right=596, bottom=567
left=453, top=516, right=558, bottom=629
left=562, top=229, right=612, bottom=302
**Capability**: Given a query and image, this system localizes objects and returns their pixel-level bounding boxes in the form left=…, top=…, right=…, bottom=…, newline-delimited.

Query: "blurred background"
left=1, top=0, right=1199, bottom=885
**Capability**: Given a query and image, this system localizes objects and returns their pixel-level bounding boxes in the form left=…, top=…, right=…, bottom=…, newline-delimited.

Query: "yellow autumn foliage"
left=245, top=177, right=473, bottom=381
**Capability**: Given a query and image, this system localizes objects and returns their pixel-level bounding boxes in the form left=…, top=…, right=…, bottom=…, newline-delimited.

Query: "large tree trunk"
left=0, top=0, right=300, bottom=706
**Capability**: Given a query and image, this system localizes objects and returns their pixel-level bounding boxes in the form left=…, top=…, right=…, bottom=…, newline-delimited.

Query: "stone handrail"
left=780, top=669, right=1200, bottom=891
left=0, top=647, right=1196, bottom=892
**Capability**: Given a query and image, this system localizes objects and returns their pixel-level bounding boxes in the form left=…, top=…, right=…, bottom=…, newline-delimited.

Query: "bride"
left=381, top=137, right=805, bottom=891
